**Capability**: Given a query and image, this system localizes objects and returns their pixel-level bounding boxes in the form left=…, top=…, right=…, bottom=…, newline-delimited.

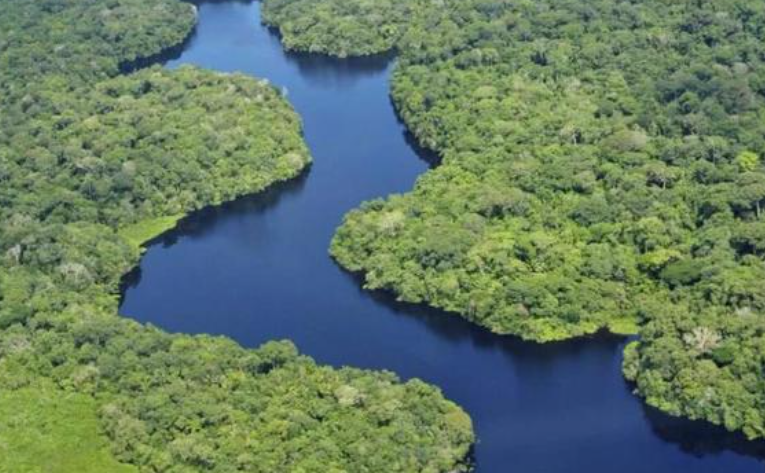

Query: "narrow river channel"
left=120, top=1, right=765, bottom=471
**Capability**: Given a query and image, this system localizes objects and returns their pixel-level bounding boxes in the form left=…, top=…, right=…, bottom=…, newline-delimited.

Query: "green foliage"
left=737, top=150, right=760, bottom=172
left=0, top=385, right=137, bottom=473
left=119, top=215, right=184, bottom=250
left=625, top=302, right=765, bottom=440
left=263, top=0, right=765, bottom=439
left=1, top=65, right=310, bottom=228
left=0, top=0, right=195, bottom=95
left=2, top=316, right=473, bottom=472
left=0, top=0, right=475, bottom=471
left=261, top=0, right=424, bottom=57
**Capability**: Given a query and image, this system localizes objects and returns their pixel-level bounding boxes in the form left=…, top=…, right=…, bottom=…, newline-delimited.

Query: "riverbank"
left=0, top=0, right=476, bottom=470
left=121, top=1, right=765, bottom=471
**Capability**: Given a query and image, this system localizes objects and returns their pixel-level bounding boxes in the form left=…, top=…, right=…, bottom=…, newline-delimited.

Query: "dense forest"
left=261, top=0, right=422, bottom=57
left=0, top=0, right=475, bottom=471
left=264, top=0, right=765, bottom=442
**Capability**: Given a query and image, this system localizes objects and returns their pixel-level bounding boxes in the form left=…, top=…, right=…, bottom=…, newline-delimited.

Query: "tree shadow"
left=394, top=101, right=442, bottom=168
left=642, top=403, right=765, bottom=463
left=263, top=26, right=395, bottom=84
left=338, top=265, right=765, bottom=465
left=119, top=169, right=310, bottom=303
left=338, top=266, right=625, bottom=361
left=119, top=25, right=197, bottom=73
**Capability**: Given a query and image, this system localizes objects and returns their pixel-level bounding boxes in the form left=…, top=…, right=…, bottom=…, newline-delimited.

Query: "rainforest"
left=2, top=0, right=765, bottom=471
left=0, top=0, right=472, bottom=471
left=304, top=0, right=765, bottom=439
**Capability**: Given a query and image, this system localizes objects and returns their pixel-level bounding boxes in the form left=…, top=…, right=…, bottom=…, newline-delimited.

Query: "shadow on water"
left=401, top=127, right=441, bottom=168
left=341, top=267, right=624, bottom=357
left=119, top=0, right=765, bottom=470
left=369, top=279, right=765, bottom=466
left=262, top=25, right=395, bottom=81
left=119, top=27, right=195, bottom=73
left=160, top=170, right=309, bottom=246
left=120, top=170, right=309, bottom=298
left=643, top=404, right=765, bottom=461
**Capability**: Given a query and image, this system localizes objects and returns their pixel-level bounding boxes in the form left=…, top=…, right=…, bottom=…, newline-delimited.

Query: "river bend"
left=120, top=2, right=765, bottom=471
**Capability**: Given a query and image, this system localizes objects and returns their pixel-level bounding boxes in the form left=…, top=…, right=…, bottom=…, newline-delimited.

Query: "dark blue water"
left=120, top=2, right=765, bottom=471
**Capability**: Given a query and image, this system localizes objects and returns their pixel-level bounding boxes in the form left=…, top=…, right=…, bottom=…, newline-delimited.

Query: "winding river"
left=120, top=1, right=765, bottom=471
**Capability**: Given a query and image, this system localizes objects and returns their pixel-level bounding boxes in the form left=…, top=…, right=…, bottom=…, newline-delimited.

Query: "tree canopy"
left=0, top=0, right=475, bottom=471
left=261, top=0, right=423, bottom=57
left=262, top=0, right=765, bottom=441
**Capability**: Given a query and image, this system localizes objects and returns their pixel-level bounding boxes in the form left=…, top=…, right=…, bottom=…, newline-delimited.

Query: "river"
left=119, top=1, right=765, bottom=471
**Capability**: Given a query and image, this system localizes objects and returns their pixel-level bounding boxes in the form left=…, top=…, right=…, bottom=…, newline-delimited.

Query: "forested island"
left=263, top=0, right=765, bottom=443
left=0, top=0, right=474, bottom=471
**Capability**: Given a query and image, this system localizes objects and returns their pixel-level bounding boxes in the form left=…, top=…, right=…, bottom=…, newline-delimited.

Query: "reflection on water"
left=276, top=46, right=395, bottom=85
left=120, top=1, right=765, bottom=471
left=120, top=171, right=310, bottom=294
left=644, top=405, right=765, bottom=460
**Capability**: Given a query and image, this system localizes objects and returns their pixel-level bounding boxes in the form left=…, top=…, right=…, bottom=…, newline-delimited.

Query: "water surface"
left=121, top=2, right=765, bottom=471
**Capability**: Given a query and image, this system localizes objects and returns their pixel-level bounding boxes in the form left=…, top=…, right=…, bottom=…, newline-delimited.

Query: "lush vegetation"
left=0, top=0, right=195, bottom=94
left=0, top=386, right=137, bottom=473
left=262, top=0, right=765, bottom=441
left=0, top=0, right=475, bottom=471
left=1, top=65, right=311, bottom=228
left=261, top=0, right=421, bottom=57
